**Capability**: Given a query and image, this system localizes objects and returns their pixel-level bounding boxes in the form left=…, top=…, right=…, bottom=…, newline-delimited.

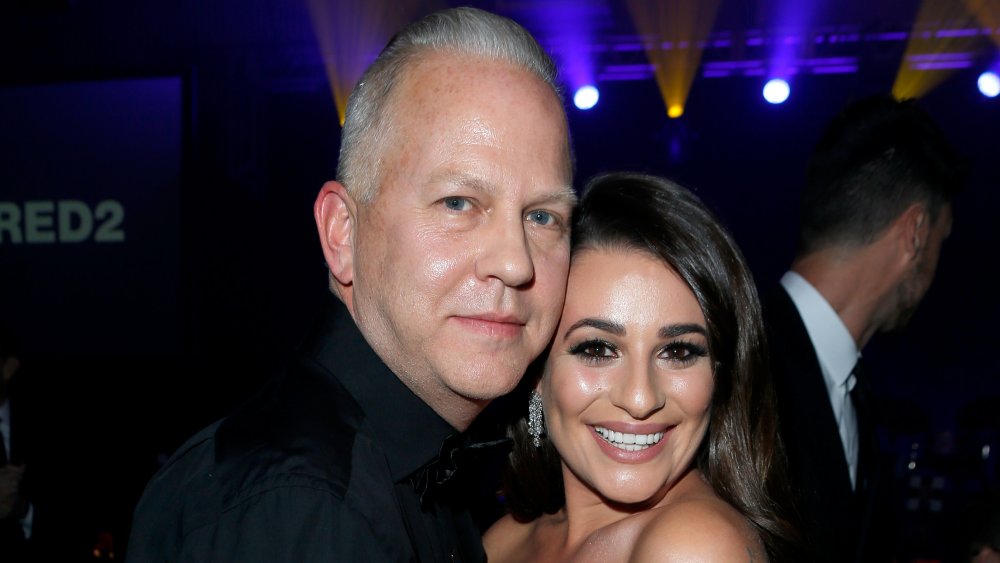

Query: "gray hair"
left=336, top=6, right=565, bottom=204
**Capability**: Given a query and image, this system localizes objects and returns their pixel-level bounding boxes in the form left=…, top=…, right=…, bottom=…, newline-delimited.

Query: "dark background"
left=0, top=0, right=997, bottom=560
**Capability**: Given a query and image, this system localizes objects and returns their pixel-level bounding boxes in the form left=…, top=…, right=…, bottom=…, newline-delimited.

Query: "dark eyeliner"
left=567, top=338, right=617, bottom=360
left=663, top=340, right=709, bottom=363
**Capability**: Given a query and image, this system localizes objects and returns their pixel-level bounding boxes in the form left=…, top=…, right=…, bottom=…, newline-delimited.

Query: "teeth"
left=594, top=426, right=665, bottom=451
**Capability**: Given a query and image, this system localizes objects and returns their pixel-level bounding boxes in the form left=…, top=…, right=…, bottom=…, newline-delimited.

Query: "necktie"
left=849, top=358, right=873, bottom=494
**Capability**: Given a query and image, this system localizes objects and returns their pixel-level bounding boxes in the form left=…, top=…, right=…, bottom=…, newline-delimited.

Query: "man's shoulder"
left=214, top=355, right=370, bottom=491
left=127, top=418, right=398, bottom=562
left=760, top=282, right=800, bottom=331
left=140, top=355, right=375, bottom=511
left=127, top=360, right=399, bottom=562
left=760, top=284, right=816, bottom=362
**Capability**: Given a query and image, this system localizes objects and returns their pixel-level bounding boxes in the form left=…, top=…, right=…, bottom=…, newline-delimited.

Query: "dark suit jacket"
left=1, top=379, right=95, bottom=563
left=764, top=285, right=894, bottom=562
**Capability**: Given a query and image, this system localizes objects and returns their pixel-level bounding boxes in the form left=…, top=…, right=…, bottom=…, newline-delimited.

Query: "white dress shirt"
left=781, top=271, right=863, bottom=489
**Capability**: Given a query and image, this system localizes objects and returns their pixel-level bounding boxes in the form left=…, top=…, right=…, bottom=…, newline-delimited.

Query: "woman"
left=484, top=172, right=799, bottom=562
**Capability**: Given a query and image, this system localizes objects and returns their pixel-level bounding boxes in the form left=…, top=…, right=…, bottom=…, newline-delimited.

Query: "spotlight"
left=667, top=104, right=684, bottom=118
left=763, top=78, right=790, bottom=104
left=573, top=85, right=599, bottom=110
left=978, top=71, right=1000, bottom=98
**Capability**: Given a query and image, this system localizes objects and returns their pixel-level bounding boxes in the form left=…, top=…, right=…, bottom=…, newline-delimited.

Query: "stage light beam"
left=964, top=0, right=1000, bottom=48
left=893, top=0, right=983, bottom=99
left=626, top=0, right=721, bottom=119
left=307, top=0, right=443, bottom=126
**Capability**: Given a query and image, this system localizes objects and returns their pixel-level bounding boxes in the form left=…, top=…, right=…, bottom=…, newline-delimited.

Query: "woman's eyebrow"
left=563, top=318, right=624, bottom=340
left=659, top=323, right=707, bottom=339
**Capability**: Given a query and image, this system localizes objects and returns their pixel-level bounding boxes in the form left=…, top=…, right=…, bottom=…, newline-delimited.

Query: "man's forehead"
left=393, top=50, right=561, bottom=114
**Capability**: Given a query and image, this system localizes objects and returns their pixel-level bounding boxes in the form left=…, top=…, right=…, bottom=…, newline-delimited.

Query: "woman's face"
left=540, top=247, right=714, bottom=507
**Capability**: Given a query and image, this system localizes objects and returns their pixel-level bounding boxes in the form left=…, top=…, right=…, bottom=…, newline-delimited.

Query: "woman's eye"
left=526, top=209, right=556, bottom=226
left=583, top=343, right=611, bottom=357
left=664, top=346, right=691, bottom=360
left=443, top=197, right=472, bottom=211
left=569, top=340, right=617, bottom=360
left=661, top=342, right=708, bottom=365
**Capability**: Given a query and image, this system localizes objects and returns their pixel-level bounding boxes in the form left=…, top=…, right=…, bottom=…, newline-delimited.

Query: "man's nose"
left=474, top=215, right=534, bottom=287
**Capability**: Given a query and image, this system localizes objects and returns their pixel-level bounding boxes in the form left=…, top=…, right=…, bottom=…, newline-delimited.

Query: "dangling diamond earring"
left=528, top=390, right=545, bottom=448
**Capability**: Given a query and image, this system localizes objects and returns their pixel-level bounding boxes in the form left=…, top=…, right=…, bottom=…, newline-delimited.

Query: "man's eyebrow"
left=428, top=171, right=577, bottom=207
left=533, top=186, right=578, bottom=208
left=563, top=318, right=624, bottom=340
left=428, top=171, right=495, bottom=194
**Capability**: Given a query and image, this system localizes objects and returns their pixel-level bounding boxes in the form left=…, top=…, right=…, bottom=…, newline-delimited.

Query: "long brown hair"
left=501, top=172, right=802, bottom=560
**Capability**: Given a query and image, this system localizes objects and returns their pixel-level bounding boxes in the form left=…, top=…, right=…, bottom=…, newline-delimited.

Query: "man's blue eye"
left=444, top=197, right=470, bottom=211
left=528, top=210, right=555, bottom=225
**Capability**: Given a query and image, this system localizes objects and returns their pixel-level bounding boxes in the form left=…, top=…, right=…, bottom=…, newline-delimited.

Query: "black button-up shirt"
left=126, top=297, right=487, bottom=562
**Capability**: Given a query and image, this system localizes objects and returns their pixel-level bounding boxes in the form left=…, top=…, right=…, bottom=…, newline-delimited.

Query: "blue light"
left=978, top=71, right=1000, bottom=98
left=763, top=78, right=790, bottom=104
left=573, top=85, right=599, bottom=110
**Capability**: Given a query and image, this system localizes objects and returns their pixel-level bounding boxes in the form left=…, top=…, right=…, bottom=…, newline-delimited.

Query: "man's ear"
left=314, top=181, right=357, bottom=287
left=898, top=203, right=929, bottom=260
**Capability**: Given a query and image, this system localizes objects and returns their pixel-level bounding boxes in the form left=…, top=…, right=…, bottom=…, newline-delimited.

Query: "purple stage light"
left=979, top=71, right=1000, bottom=98
left=912, top=61, right=973, bottom=70
left=936, top=28, right=980, bottom=38
left=573, top=85, right=600, bottom=110
left=519, top=1, right=604, bottom=109
left=909, top=52, right=976, bottom=62
left=598, top=73, right=650, bottom=81
left=812, top=65, right=858, bottom=74
left=763, top=78, right=790, bottom=104
left=867, top=31, right=908, bottom=41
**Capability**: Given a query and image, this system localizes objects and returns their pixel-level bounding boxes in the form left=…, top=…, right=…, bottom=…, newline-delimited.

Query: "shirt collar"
left=302, top=296, right=459, bottom=483
left=781, top=271, right=859, bottom=388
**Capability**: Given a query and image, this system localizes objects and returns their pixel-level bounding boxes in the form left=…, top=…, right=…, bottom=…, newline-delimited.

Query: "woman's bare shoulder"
left=631, top=492, right=767, bottom=563
left=483, top=513, right=538, bottom=563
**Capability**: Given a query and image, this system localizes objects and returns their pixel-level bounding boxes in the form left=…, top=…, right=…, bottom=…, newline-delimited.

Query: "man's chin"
left=444, top=366, right=525, bottom=403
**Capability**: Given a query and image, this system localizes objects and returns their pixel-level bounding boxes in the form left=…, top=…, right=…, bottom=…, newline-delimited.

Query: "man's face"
left=888, top=204, right=953, bottom=331
left=349, top=52, right=574, bottom=422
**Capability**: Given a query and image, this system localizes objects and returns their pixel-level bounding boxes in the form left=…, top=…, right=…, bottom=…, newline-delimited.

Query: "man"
left=765, top=94, right=965, bottom=562
left=0, top=327, right=103, bottom=562
left=126, top=7, right=575, bottom=562
left=0, top=327, right=29, bottom=560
